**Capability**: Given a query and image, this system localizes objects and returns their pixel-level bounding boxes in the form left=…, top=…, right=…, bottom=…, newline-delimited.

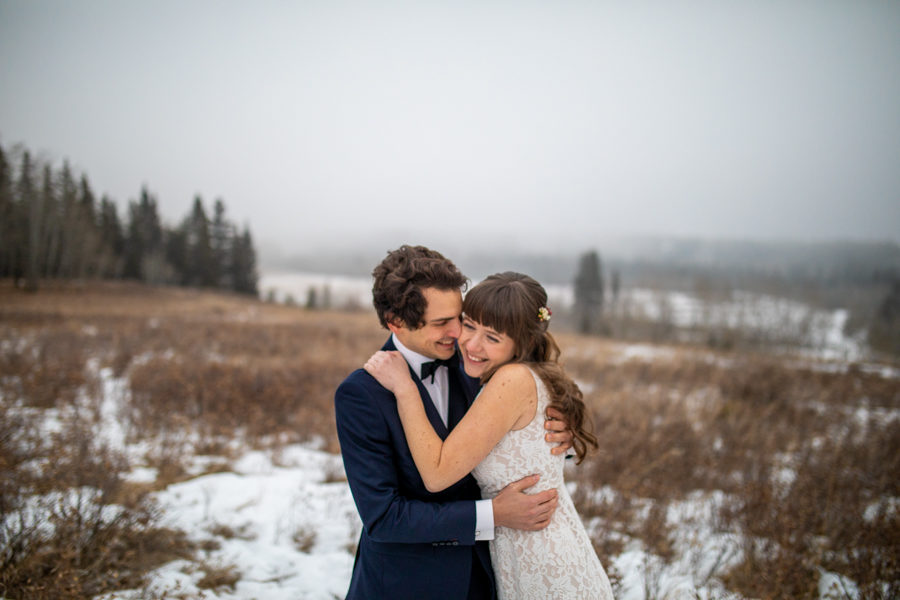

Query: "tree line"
left=0, top=141, right=257, bottom=295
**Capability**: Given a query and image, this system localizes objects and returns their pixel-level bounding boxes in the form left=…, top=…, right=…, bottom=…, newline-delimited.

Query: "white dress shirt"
left=391, top=334, right=495, bottom=541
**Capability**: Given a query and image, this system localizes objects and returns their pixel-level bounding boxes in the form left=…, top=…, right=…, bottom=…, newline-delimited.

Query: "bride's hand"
left=364, top=351, right=415, bottom=394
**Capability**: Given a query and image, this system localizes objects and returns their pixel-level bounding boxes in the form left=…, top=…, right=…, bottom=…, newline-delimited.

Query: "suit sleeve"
left=335, top=374, right=477, bottom=545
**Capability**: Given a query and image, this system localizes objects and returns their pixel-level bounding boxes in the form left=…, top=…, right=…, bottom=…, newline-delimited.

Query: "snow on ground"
left=91, top=342, right=891, bottom=599
left=575, top=482, right=745, bottom=600
left=102, top=447, right=359, bottom=600
left=9, top=335, right=889, bottom=599
left=116, top=451, right=751, bottom=600
left=78, top=365, right=359, bottom=600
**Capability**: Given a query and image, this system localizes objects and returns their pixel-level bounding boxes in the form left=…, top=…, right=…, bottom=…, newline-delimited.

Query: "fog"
left=2, top=0, right=899, bottom=260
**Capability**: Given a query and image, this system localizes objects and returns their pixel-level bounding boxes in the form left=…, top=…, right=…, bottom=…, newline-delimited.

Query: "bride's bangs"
left=463, top=280, right=525, bottom=338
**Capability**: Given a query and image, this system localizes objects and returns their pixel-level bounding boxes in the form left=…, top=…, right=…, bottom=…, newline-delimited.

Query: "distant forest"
left=0, top=141, right=257, bottom=295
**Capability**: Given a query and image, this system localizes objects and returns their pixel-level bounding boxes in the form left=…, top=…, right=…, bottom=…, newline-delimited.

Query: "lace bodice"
left=471, top=367, right=614, bottom=600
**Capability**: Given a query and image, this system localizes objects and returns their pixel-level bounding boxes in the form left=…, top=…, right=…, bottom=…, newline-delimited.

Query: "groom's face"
left=389, top=286, right=462, bottom=360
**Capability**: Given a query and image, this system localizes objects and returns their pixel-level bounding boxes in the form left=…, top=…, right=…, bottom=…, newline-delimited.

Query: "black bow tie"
left=420, top=355, right=457, bottom=383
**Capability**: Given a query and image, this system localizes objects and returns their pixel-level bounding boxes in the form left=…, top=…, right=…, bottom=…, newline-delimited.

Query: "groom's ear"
left=385, top=314, right=404, bottom=334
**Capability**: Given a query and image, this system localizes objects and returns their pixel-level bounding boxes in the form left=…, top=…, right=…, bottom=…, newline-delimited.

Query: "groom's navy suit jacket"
left=335, top=337, right=496, bottom=600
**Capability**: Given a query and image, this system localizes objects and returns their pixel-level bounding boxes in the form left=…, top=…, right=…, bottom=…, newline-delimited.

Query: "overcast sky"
left=1, top=0, right=898, bottom=259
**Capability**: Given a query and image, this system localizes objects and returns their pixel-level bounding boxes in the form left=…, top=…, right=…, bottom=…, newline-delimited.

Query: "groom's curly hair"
left=372, top=245, right=467, bottom=330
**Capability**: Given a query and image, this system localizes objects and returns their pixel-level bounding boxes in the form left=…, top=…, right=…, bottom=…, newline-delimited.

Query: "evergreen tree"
left=184, top=195, right=216, bottom=287
left=611, top=269, right=621, bottom=304
left=574, top=249, right=605, bottom=334
left=230, top=225, right=258, bottom=295
left=76, top=174, right=100, bottom=278
left=39, top=163, right=63, bottom=279
left=18, top=152, right=40, bottom=291
left=63, top=172, right=101, bottom=279
left=164, top=225, right=189, bottom=285
left=1, top=140, right=259, bottom=294
left=123, top=206, right=142, bottom=280
left=306, top=286, right=318, bottom=309
left=98, top=195, right=125, bottom=277
left=123, top=186, right=165, bottom=281
left=211, top=198, right=231, bottom=288
left=0, top=143, right=22, bottom=280
left=79, top=174, right=97, bottom=225
left=57, top=161, right=80, bottom=277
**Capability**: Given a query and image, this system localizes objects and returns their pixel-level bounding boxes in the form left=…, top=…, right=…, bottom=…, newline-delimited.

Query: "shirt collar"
left=391, top=334, right=433, bottom=382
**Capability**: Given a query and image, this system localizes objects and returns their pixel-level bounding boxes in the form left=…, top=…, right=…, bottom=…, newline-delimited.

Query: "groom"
left=335, top=245, right=573, bottom=600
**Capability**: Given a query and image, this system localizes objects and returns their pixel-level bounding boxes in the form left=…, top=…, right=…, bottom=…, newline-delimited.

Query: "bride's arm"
left=365, top=351, right=535, bottom=493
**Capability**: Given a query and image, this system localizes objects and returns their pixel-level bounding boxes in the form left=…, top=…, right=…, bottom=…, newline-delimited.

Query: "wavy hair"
left=372, top=245, right=467, bottom=329
left=463, top=272, right=598, bottom=463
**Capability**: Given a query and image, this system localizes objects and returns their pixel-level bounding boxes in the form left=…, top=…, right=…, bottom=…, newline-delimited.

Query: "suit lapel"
left=447, top=352, right=481, bottom=430
left=382, top=336, right=450, bottom=439
left=415, top=376, right=450, bottom=439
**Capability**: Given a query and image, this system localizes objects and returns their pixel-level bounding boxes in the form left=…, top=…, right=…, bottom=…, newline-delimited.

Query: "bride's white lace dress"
left=472, top=368, right=614, bottom=600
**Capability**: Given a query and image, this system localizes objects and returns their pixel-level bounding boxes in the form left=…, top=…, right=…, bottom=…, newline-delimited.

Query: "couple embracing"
left=335, top=245, right=614, bottom=599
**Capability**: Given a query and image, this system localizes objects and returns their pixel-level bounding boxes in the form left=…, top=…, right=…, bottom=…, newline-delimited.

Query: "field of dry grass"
left=1, top=281, right=898, bottom=599
left=558, top=334, right=899, bottom=598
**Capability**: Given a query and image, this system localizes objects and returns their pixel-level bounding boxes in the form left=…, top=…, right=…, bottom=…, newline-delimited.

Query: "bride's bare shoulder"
left=486, top=362, right=536, bottom=393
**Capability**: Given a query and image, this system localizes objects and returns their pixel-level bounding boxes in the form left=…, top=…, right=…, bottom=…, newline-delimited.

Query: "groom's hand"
left=491, top=475, right=558, bottom=531
left=544, top=407, right=574, bottom=456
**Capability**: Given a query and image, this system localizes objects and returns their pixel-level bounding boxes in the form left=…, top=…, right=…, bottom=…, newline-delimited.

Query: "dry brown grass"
left=2, top=281, right=898, bottom=598
left=559, top=333, right=900, bottom=598
left=0, top=403, right=196, bottom=599
left=0, top=280, right=382, bottom=598
left=195, top=561, right=241, bottom=592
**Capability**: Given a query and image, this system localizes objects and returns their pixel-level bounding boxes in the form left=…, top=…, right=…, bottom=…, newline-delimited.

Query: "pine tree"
left=79, top=174, right=96, bottom=225
left=39, top=163, right=63, bottom=278
left=57, top=161, right=80, bottom=277
left=56, top=171, right=102, bottom=279
left=574, top=250, right=605, bottom=334
left=184, top=195, right=216, bottom=287
left=123, top=186, right=165, bottom=281
left=0, top=143, right=21, bottom=280
left=19, top=152, right=40, bottom=291
left=306, top=286, right=318, bottom=309
left=75, top=174, right=100, bottom=278
left=211, top=198, right=231, bottom=288
left=123, top=205, right=142, bottom=280
left=165, top=225, right=188, bottom=285
left=2, top=141, right=260, bottom=293
left=230, top=225, right=258, bottom=295
left=98, top=195, right=125, bottom=277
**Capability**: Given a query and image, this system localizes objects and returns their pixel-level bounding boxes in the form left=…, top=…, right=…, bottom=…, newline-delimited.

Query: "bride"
left=365, top=272, right=614, bottom=599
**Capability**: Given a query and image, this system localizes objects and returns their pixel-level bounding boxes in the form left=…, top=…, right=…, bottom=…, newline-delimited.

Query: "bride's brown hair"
left=463, top=272, right=598, bottom=463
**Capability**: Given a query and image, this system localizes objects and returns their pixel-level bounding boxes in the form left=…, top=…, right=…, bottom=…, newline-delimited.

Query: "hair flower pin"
left=538, top=306, right=552, bottom=322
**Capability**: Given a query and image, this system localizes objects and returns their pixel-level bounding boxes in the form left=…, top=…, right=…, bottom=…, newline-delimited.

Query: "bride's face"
left=459, top=315, right=516, bottom=379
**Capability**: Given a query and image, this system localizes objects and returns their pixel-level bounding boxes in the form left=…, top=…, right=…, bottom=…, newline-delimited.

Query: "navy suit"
left=335, top=337, right=496, bottom=600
